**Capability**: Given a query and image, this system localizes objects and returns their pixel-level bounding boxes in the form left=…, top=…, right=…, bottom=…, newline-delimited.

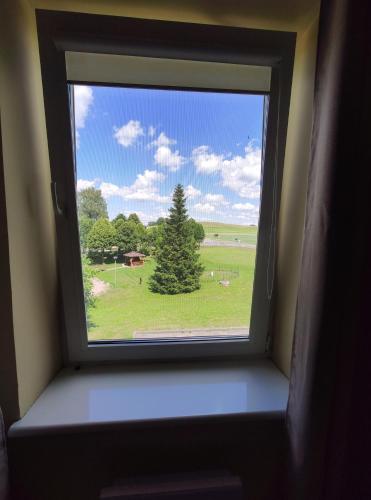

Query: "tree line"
left=77, top=187, right=205, bottom=264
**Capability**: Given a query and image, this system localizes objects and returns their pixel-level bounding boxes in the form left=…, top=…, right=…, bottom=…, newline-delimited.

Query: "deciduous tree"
left=79, top=216, right=94, bottom=251
left=87, top=218, right=116, bottom=262
left=187, top=218, right=205, bottom=244
left=127, top=213, right=141, bottom=225
left=77, top=187, right=108, bottom=221
left=113, top=219, right=139, bottom=254
left=112, top=213, right=127, bottom=224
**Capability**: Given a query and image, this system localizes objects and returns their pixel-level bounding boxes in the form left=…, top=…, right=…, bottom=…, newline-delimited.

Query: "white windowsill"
left=8, top=359, right=288, bottom=438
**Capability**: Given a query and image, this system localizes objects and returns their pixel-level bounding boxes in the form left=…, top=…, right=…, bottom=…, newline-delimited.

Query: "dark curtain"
left=0, top=408, right=8, bottom=500
left=286, top=0, right=371, bottom=499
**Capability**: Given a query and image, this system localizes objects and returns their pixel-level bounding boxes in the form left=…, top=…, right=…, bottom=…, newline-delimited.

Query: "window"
left=37, top=11, right=295, bottom=363
left=72, top=83, right=264, bottom=342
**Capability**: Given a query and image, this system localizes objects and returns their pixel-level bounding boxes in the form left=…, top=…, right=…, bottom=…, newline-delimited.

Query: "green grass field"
left=88, top=246, right=256, bottom=340
left=202, top=221, right=258, bottom=245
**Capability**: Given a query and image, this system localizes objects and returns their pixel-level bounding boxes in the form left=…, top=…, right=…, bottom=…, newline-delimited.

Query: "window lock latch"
left=51, top=181, right=65, bottom=217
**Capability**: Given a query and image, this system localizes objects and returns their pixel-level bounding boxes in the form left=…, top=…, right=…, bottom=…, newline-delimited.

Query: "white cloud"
left=154, top=146, right=185, bottom=172
left=131, top=169, right=164, bottom=190
left=194, top=202, right=216, bottom=214
left=231, top=201, right=260, bottom=225
left=191, top=143, right=262, bottom=199
left=76, top=179, right=96, bottom=192
left=184, top=185, right=201, bottom=199
left=232, top=202, right=255, bottom=211
left=99, top=182, right=122, bottom=198
left=99, top=169, right=169, bottom=203
left=74, top=86, right=93, bottom=148
left=229, top=182, right=261, bottom=199
left=148, top=125, right=156, bottom=137
left=134, top=209, right=168, bottom=225
left=74, top=86, right=93, bottom=129
left=127, top=170, right=168, bottom=201
left=190, top=194, right=228, bottom=217
left=191, top=146, right=223, bottom=174
left=148, top=132, right=184, bottom=172
left=126, top=190, right=169, bottom=203
left=149, top=132, right=176, bottom=148
left=221, top=144, right=262, bottom=199
left=204, top=193, right=229, bottom=206
left=114, top=120, right=144, bottom=147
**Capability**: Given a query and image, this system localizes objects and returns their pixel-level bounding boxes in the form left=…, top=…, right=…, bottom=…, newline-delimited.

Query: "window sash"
left=66, top=79, right=274, bottom=363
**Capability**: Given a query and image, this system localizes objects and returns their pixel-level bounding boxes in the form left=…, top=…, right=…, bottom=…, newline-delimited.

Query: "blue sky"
left=74, top=85, right=264, bottom=225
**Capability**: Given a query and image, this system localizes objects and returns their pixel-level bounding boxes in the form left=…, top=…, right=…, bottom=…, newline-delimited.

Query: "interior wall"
left=0, top=0, right=61, bottom=418
left=272, top=15, right=319, bottom=376
left=0, top=0, right=319, bottom=422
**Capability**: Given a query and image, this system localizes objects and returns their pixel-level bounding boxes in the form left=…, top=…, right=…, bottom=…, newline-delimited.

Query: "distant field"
left=201, top=221, right=258, bottom=246
left=88, top=246, right=255, bottom=341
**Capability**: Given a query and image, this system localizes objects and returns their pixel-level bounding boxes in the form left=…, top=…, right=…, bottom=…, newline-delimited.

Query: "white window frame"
left=36, top=10, right=295, bottom=364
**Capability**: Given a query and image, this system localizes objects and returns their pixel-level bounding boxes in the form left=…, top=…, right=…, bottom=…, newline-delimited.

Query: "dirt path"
left=92, top=277, right=110, bottom=297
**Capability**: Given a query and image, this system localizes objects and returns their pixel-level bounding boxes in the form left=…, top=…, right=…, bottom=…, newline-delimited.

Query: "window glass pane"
left=72, top=85, right=264, bottom=342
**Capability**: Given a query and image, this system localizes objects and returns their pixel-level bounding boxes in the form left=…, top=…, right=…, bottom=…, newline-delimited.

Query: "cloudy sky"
left=74, top=84, right=264, bottom=225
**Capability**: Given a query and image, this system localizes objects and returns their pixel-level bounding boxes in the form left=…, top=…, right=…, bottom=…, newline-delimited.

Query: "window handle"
left=51, top=181, right=64, bottom=217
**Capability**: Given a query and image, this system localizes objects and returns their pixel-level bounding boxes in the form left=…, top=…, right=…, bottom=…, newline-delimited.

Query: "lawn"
left=202, top=221, right=258, bottom=245
left=88, top=246, right=256, bottom=340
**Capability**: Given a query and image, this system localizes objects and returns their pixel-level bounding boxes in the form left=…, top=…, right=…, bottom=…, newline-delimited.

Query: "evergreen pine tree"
left=149, top=184, right=204, bottom=294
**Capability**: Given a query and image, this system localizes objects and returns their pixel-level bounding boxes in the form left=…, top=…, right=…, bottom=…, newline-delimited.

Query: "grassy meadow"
left=88, top=245, right=256, bottom=341
left=202, top=221, right=258, bottom=245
